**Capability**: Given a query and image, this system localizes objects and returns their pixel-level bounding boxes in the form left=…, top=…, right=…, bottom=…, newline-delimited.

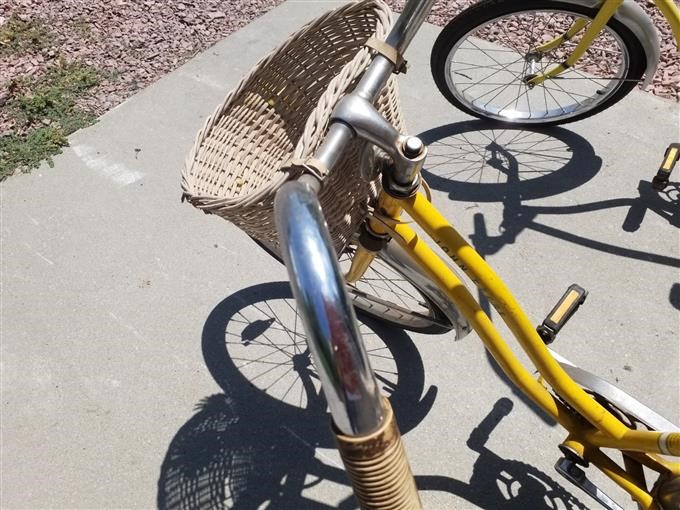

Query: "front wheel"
left=339, top=239, right=470, bottom=336
left=251, top=235, right=470, bottom=336
left=430, top=0, right=647, bottom=126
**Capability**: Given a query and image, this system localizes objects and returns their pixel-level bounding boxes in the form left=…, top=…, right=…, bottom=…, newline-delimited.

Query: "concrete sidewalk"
left=2, top=1, right=678, bottom=508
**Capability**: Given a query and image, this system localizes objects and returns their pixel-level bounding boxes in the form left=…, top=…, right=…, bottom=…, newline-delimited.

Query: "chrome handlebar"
left=274, top=176, right=385, bottom=435
left=273, top=0, right=435, bottom=437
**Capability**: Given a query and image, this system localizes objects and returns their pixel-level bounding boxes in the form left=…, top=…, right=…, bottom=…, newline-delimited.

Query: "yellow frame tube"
left=402, top=192, right=627, bottom=436
left=585, top=447, right=656, bottom=509
left=391, top=219, right=578, bottom=429
left=528, top=0, right=623, bottom=86
left=533, top=18, right=589, bottom=53
left=623, top=453, right=648, bottom=496
left=624, top=451, right=680, bottom=476
left=565, top=437, right=680, bottom=475
left=582, top=428, right=680, bottom=457
left=562, top=437, right=656, bottom=507
left=398, top=192, right=680, bottom=456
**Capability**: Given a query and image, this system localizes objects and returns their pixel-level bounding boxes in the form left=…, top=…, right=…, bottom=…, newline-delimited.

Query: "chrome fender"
left=561, top=0, right=659, bottom=89
left=379, top=238, right=472, bottom=339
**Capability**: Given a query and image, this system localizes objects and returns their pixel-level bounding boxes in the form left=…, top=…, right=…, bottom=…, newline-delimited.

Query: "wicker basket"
left=181, top=0, right=405, bottom=254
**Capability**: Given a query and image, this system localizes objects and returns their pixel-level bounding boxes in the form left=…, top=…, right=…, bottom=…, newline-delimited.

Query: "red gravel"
left=0, top=0, right=677, bottom=133
left=0, top=0, right=284, bottom=126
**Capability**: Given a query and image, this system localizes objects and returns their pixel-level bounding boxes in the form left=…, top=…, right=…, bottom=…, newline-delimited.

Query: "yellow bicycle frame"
left=526, top=0, right=680, bottom=87
left=348, top=189, right=680, bottom=508
left=657, top=0, right=680, bottom=49
left=340, top=6, right=680, bottom=503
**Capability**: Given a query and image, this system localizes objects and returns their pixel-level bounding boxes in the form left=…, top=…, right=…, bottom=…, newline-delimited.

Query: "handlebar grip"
left=334, top=398, right=422, bottom=510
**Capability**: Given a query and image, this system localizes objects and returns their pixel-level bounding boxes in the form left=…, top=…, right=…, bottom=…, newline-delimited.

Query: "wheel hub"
left=292, top=352, right=312, bottom=372
left=522, top=52, right=544, bottom=88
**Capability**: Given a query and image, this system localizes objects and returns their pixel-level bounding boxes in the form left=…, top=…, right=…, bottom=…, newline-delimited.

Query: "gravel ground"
left=0, top=0, right=677, bottom=134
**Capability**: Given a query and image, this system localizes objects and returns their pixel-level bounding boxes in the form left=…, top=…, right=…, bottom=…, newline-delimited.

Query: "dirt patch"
left=1, top=0, right=675, bottom=123
left=0, top=0, right=285, bottom=126
left=0, top=0, right=284, bottom=177
left=0, top=0, right=677, bottom=177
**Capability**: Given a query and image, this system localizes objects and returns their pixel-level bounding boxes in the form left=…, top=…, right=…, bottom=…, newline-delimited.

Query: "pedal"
left=652, top=143, right=680, bottom=191
left=556, top=457, right=624, bottom=510
left=537, top=284, right=587, bottom=344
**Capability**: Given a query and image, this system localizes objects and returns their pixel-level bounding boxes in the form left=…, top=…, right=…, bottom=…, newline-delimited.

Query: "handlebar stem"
left=316, top=0, right=435, bottom=174
left=330, top=94, right=426, bottom=185
left=385, top=0, right=436, bottom=56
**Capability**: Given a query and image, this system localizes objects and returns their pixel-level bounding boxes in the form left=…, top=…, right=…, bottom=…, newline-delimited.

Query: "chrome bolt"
left=403, top=136, right=424, bottom=158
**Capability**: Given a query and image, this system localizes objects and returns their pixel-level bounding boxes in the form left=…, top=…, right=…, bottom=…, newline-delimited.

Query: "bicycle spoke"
left=234, top=310, right=297, bottom=357
left=544, top=78, right=588, bottom=109
left=466, top=37, right=521, bottom=68
left=453, top=62, right=523, bottom=73
left=264, top=365, right=300, bottom=392
left=541, top=85, right=599, bottom=100
left=360, top=268, right=419, bottom=307
left=496, top=86, right=533, bottom=116
left=567, top=67, right=619, bottom=88
left=440, top=7, right=633, bottom=122
left=457, top=57, right=526, bottom=93
left=495, top=20, right=526, bottom=55
left=236, top=349, right=292, bottom=371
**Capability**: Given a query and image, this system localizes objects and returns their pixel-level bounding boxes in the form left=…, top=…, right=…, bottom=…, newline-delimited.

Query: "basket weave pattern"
left=181, top=0, right=405, bottom=253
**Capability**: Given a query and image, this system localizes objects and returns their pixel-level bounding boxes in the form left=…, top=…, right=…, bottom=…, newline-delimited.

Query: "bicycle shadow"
left=416, top=398, right=589, bottom=510
left=418, top=121, right=679, bottom=423
left=158, top=393, right=588, bottom=509
left=419, top=119, right=602, bottom=203
left=469, top=180, right=680, bottom=269
left=419, top=120, right=680, bottom=267
left=671, top=283, right=680, bottom=310
left=158, top=281, right=437, bottom=509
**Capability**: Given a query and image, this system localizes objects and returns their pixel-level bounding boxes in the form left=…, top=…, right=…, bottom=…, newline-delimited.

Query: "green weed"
left=1, top=62, right=100, bottom=180
left=0, top=128, right=68, bottom=178
left=0, top=15, right=50, bottom=56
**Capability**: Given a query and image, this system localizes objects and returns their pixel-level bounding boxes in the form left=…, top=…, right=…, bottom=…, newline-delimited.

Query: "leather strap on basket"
left=281, top=157, right=330, bottom=180
left=365, top=36, right=407, bottom=73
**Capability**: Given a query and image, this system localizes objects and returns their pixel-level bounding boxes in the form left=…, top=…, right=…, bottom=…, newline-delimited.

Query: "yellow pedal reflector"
left=537, top=284, right=588, bottom=344
left=653, top=143, right=680, bottom=191
left=663, top=147, right=679, bottom=171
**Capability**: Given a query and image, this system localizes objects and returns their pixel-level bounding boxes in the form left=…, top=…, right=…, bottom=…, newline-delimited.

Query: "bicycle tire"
left=251, top=236, right=465, bottom=335
left=430, top=0, right=647, bottom=126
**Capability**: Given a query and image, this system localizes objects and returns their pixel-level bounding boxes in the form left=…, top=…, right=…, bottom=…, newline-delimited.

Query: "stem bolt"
left=403, top=136, right=424, bottom=158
